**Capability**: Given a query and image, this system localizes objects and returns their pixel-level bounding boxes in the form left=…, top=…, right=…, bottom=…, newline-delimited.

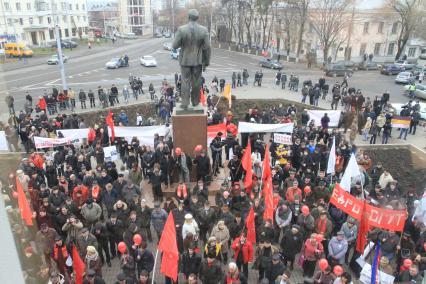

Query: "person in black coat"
left=106, top=213, right=125, bottom=258
left=193, top=150, right=211, bottom=183
left=132, top=241, right=154, bottom=278
left=196, top=200, right=216, bottom=244
left=92, top=221, right=111, bottom=267
left=83, top=269, right=106, bottom=284
left=280, top=225, right=303, bottom=270
left=268, top=254, right=286, bottom=283
left=181, top=245, right=202, bottom=278
left=135, top=200, right=153, bottom=242
left=200, top=255, right=223, bottom=284
left=120, top=251, right=136, bottom=283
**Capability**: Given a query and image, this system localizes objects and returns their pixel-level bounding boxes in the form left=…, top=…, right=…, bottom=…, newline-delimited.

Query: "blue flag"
left=371, top=240, right=381, bottom=284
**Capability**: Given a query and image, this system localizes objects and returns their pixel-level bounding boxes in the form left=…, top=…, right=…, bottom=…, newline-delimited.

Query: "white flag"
left=327, top=137, right=336, bottom=174
left=340, top=153, right=361, bottom=192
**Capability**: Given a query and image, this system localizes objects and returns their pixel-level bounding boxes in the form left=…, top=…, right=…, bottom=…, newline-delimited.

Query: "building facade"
left=118, top=0, right=152, bottom=36
left=0, top=0, right=90, bottom=47
left=88, top=1, right=119, bottom=36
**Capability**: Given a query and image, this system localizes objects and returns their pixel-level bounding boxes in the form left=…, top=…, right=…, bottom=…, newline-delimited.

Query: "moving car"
left=140, top=55, right=157, bottom=67
left=411, top=65, right=426, bottom=79
left=358, top=62, right=380, bottom=71
left=392, top=102, right=426, bottom=119
left=394, top=60, right=415, bottom=70
left=381, top=64, right=404, bottom=75
left=105, top=57, right=128, bottom=69
left=171, top=48, right=180, bottom=59
left=163, top=32, right=172, bottom=38
left=395, top=72, right=416, bottom=84
left=4, top=42, right=33, bottom=57
left=47, top=54, right=69, bottom=65
left=404, top=84, right=426, bottom=100
left=335, top=60, right=359, bottom=70
left=163, top=42, right=172, bottom=51
left=324, top=64, right=353, bottom=77
left=259, top=58, right=283, bottom=70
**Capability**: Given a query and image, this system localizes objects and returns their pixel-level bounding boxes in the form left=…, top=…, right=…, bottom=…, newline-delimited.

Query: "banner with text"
left=306, top=110, right=341, bottom=127
left=330, top=183, right=407, bottom=231
left=104, top=146, right=119, bottom=162
left=238, top=122, right=294, bottom=133
left=273, top=133, right=293, bottom=145
left=57, top=128, right=90, bottom=139
left=360, top=263, right=394, bottom=284
left=34, top=136, right=81, bottom=149
left=391, top=116, right=411, bottom=129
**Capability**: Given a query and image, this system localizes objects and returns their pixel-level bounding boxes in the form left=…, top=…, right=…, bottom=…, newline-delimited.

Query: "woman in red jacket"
left=301, top=233, right=324, bottom=278
left=231, top=232, right=253, bottom=279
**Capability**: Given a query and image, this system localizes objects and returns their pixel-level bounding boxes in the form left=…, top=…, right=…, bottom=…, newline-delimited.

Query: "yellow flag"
left=222, top=83, right=232, bottom=108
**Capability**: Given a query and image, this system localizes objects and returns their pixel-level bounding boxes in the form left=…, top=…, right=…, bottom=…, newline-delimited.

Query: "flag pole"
left=152, top=248, right=159, bottom=284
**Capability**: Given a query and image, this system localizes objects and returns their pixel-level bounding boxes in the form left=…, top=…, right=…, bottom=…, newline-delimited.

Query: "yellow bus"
left=4, top=42, right=33, bottom=57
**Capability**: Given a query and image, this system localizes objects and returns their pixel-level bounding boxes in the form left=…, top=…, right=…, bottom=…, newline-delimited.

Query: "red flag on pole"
left=16, top=177, right=33, bottom=226
left=72, top=244, right=85, bottom=284
left=262, top=144, right=271, bottom=182
left=356, top=201, right=368, bottom=253
left=158, top=212, right=179, bottom=282
left=245, top=206, right=256, bottom=244
left=241, top=141, right=253, bottom=191
left=200, top=88, right=206, bottom=107
left=263, top=175, right=274, bottom=221
left=106, top=110, right=115, bottom=142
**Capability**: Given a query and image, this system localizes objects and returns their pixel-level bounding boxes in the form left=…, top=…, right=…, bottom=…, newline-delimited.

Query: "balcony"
left=35, top=0, right=49, bottom=12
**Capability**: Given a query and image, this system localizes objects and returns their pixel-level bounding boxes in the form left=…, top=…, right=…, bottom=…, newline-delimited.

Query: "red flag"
left=200, top=88, right=206, bottom=107
left=72, top=244, right=85, bottom=284
left=356, top=201, right=368, bottom=253
left=16, top=177, right=33, bottom=226
left=158, top=212, right=179, bottom=282
left=241, top=141, right=253, bottom=191
left=106, top=110, right=115, bottom=142
left=88, top=128, right=96, bottom=142
left=263, top=176, right=274, bottom=221
left=262, top=144, right=271, bottom=182
left=245, top=206, right=256, bottom=244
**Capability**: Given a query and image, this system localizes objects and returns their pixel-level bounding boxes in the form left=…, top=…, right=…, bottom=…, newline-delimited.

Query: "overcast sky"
left=356, top=0, right=386, bottom=9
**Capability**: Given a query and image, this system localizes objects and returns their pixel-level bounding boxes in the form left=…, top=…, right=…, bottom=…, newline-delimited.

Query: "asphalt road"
left=0, top=37, right=413, bottom=114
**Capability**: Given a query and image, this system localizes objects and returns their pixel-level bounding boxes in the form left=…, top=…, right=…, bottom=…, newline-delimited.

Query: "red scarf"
left=53, top=244, right=68, bottom=260
left=226, top=272, right=241, bottom=284
left=317, top=218, right=327, bottom=234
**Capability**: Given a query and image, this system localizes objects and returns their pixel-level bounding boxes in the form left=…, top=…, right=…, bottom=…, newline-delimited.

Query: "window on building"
left=21, top=33, right=26, bottom=40
left=387, top=42, right=395, bottom=56
left=63, top=16, right=67, bottom=23
left=82, top=4, right=85, bottom=10
left=19, top=18, right=23, bottom=25
left=363, top=22, right=369, bottom=34
left=27, top=3, right=31, bottom=10
left=77, top=16, right=80, bottom=22
left=359, top=43, right=367, bottom=56
left=71, top=16, right=74, bottom=23
left=374, top=43, right=381, bottom=56
left=65, top=29, right=69, bottom=37
left=16, top=3, right=21, bottom=11
left=76, top=4, right=79, bottom=10
left=4, top=3, right=10, bottom=10
left=29, top=17, right=33, bottom=25
left=378, top=22, right=384, bottom=33
left=69, top=4, right=72, bottom=10
left=83, top=16, right=86, bottom=22
left=39, top=16, right=43, bottom=24
left=391, top=22, right=398, bottom=34
left=408, top=47, right=416, bottom=57
left=72, top=28, right=76, bottom=36
left=49, top=29, right=54, bottom=39
left=47, top=17, right=51, bottom=24
left=7, top=18, right=12, bottom=26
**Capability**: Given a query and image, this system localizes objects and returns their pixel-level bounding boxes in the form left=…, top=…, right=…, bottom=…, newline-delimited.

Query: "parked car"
left=395, top=71, right=416, bottom=84
left=404, top=84, right=426, bottom=100
left=140, top=55, right=157, bottom=67
left=324, top=64, right=353, bottom=77
left=163, top=42, right=172, bottom=51
left=163, top=32, right=172, bottom=38
left=381, top=64, right=405, bottom=75
left=411, top=65, right=426, bottom=79
left=62, top=40, right=78, bottom=48
left=392, top=102, right=426, bottom=119
left=358, top=62, right=380, bottom=71
left=47, top=54, right=69, bottom=65
left=171, top=48, right=180, bottom=59
left=394, top=60, right=415, bottom=70
left=105, top=57, right=128, bottom=69
left=119, top=33, right=136, bottom=39
left=335, top=60, right=359, bottom=70
left=259, top=58, right=283, bottom=70
left=154, top=32, right=163, bottom=38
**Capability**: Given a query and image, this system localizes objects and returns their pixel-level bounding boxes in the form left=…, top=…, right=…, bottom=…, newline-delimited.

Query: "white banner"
left=360, top=263, right=394, bottom=284
left=56, top=128, right=90, bottom=139
left=238, top=122, right=294, bottom=133
left=306, top=110, right=341, bottom=127
left=34, top=136, right=81, bottom=149
left=273, top=133, right=292, bottom=145
left=104, top=146, right=119, bottom=162
left=0, top=131, right=9, bottom=151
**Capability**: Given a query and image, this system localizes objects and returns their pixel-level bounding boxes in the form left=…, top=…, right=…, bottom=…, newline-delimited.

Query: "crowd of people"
left=0, top=66, right=425, bottom=284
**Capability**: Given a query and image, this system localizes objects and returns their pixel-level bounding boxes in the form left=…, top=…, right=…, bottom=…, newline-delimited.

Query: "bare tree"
left=390, top=0, right=423, bottom=60
left=242, top=0, right=256, bottom=47
left=290, top=0, right=310, bottom=61
left=256, top=0, right=274, bottom=49
left=309, top=0, right=351, bottom=63
left=276, top=3, right=298, bottom=59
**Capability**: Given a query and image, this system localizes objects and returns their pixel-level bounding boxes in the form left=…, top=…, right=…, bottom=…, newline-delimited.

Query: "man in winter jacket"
left=106, top=214, right=125, bottom=258
left=136, top=199, right=152, bottom=242
left=199, top=254, right=223, bottom=284
left=181, top=245, right=202, bottom=278
left=328, top=231, right=348, bottom=265
left=280, top=225, right=303, bottom=270
left=341, top=218, right=358, bottom=264
left=76, top=227, right=98, bottom=258
left=231, top=232, right=254, bottom=278
left=275, top=203, right=292, bottom=239
left=35, top=223, right=58, bottom=264
left=81, top=198, right=102, bottom=228
left=150, top=203, right=168, bottom=239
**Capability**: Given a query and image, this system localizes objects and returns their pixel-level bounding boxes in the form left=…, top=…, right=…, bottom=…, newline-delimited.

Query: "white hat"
left=184, top=213, right=193, bottom=219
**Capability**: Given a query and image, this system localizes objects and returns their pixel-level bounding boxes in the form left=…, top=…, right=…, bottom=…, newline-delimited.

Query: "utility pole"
left=171, top=0, right=175, bottom=36
left=51, top=0, right=68, bottom=93
left=345, top=2, right=356, bottom=60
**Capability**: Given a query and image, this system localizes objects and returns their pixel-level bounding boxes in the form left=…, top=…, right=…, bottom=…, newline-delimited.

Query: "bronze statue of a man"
left=172, top=9, right=211, bottom=110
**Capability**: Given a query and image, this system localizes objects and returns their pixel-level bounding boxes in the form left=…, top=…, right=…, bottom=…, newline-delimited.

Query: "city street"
left=0, top=37, right=413, bottom=114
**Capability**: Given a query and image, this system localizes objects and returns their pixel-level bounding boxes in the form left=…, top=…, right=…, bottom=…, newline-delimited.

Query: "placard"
left=104, top=146, right=118, bottom=162
left=273, top=133, right=292, bottom=145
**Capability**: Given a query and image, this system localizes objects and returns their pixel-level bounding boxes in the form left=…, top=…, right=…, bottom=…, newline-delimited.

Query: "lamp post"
left=51, top=0, right=68, bottom=93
